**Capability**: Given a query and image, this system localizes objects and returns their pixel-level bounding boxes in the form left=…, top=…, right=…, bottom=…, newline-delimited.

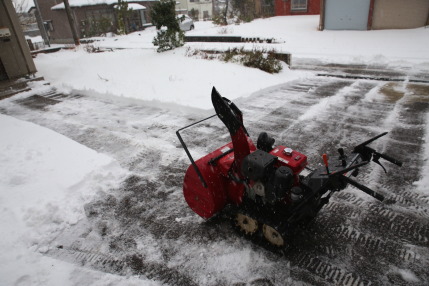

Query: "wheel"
left=235, top=213, right=258, bottom=235
left=262, top=224, right=284, bottom=247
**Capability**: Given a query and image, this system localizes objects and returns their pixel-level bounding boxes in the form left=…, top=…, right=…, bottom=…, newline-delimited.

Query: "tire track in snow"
left=2, top=75, right=429, bottom=285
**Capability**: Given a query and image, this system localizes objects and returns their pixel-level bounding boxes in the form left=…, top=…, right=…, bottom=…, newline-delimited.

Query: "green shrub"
left=153, top=29, right=184, bottom=53
left=151, top=0, right=184, bottom=52
left=212, top=12, right=227, bottom=26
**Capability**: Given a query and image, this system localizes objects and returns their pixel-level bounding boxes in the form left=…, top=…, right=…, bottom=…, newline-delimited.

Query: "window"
left=291, top=0, right=307, bottom=11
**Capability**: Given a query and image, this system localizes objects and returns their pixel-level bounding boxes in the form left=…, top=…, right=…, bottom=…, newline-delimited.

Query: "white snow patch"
left=362, top=85, right=383, bottom=102
left=0, top=114, right=131, bottom=286
left=392, top=267, right=421, bottom=283
left=34, top=16, right=429, bottom=110
left=51, top=0, right=145, bottom=10
left=35, top=48, right=300, bottom=110
left=298, top=83, right=356, bottom=122
left=413, top=111, right=429, bottom=194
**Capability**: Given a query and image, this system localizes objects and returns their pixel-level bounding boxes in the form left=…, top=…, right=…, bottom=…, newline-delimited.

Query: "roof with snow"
left=51, top=0, right=157, bottom=10
left=114, top=3, right=146, bottom=10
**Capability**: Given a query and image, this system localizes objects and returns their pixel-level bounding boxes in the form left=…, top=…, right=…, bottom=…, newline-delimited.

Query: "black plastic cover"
left=241, top=149, right=277, bottom=181
left=266, top=166, right=294, bottom=203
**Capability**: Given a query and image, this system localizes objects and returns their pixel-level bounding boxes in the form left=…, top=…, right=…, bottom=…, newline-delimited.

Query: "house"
left=210, top=0, right=274, bottom=20
left=319, top=0, right=429, bottom=30
left=36, top=0, right=159, bottom=44
left=0, top=0, right=37, bottom=81
left=16, top=9, right=41, bottom=38
left=176, top=0, right=213, bottom=21
left=275, top=0, right=320, bottom=16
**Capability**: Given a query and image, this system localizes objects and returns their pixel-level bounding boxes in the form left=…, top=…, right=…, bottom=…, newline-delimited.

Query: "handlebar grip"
left=379, top=153, right=403, bottom=167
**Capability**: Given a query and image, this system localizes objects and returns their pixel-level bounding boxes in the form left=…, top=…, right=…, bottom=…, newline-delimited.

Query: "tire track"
left=47, top=246, right=199, bottom=286
left=2, top=76, right=429, bottom=285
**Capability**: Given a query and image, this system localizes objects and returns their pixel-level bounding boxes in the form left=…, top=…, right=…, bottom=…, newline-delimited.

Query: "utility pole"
left=63, top=0, right=80, bottom=45
left=33, top=0, right=50, bottom=47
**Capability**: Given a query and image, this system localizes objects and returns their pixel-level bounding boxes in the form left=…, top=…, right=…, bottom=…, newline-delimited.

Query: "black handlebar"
left=353, top=132, right=403, bottom=168
left=376, top=152, right=403, bottom=167
left=342, top=176, right=385, bottom=201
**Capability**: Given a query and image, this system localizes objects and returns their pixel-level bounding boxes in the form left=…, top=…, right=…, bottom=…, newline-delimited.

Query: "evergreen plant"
left=151, top=0, right=184, bottom=52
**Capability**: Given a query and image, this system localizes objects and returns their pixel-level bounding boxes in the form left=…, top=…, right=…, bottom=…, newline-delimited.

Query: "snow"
left=0, top=114, right=151, bottom=285
left=35, top=48, right=299, bottom=110
left=390, top=267, right=421, bottom=283
left=1, top=15, right=429, bottom=285
left=414, top=111, right=429, bottom=194
left=35, top=16, right=429, bottom=109
left=25, top=35, right=44, bottom=44
left=187, top=16, right=429, bottom=65
left=52, top=0, right=154, bottom=10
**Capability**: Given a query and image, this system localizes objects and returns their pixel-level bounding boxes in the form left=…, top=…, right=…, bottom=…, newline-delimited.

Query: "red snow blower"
left=176, top=87, right=403, bottom=249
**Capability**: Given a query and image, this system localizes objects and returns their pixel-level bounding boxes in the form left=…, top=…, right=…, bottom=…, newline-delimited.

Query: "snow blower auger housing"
left=176, top=87, right=403, bottom=249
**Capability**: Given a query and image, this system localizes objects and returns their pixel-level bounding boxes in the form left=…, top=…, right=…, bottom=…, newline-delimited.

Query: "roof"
left=114, top=3, right=146, bottom=10
left=51, top=0, right=156, bottom=10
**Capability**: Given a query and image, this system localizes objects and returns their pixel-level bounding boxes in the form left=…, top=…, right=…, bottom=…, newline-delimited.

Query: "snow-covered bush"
left=152, top=29, right=184, bottom=53
left=150, top=0, right=184, bottom=52
left=222, top=48, right=283, bottom=74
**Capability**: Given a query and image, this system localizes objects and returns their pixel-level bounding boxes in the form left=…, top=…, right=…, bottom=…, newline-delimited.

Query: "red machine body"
left=183, top=142, right=308, bottom=219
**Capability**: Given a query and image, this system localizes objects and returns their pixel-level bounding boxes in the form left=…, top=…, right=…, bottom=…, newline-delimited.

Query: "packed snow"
left=36, top=16, right=429, bottom=109
left=1, top=15, right=429, bottom=285
left=51, top=0, right=151, bottom=10
left=0, top=113, right=166, bottom=285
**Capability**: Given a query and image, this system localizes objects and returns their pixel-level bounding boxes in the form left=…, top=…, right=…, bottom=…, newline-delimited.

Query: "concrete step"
left=0, top=76, right=45, bottom=100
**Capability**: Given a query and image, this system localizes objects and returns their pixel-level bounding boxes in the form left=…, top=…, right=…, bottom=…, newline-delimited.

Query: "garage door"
left=372, top=0, right=429, bottom=29
left=324, top=0, right=371, bottom=30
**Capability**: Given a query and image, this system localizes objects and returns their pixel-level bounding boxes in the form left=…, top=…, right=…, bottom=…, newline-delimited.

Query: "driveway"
left=1, top=73, right=428, bottom=285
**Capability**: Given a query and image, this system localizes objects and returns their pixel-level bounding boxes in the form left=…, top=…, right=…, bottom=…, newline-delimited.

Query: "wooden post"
left=367, top=0, right=375, bottom=30
left=63, top=0, right=80, bottom=45
left=33, top=0, right=50, bottom=47
left=319, top=0, right=325, bottom=31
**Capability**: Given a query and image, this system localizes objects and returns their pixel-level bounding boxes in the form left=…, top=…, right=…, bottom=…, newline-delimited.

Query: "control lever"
left=338, top=148, right=347, bottom=167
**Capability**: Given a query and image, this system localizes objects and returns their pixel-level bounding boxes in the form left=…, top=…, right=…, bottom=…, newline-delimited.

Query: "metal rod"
left=176, top=114, right=217, bottom=188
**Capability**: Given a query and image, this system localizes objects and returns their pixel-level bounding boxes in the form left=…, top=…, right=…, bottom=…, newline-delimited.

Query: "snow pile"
left=187, top=16, right=429, bottom=64
left=35, top=48, right=303, bottom=110
left=0, top=114, right=144, bottom=286
left=51, top=0, right=147, bottom=10
left=34, top=16, right=429, bottom=110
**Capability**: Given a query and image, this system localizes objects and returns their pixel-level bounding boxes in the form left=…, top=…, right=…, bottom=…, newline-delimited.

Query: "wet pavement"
left=1, top=70, right=429, bottom=285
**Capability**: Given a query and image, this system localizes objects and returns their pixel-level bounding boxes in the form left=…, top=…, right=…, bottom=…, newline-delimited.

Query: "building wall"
left=37, top=1, right=157, bottom=44
left=36, top=0, right=73, bottom=43
left=371, top=0, right=429, bottom=30
left=275, top=0, right=320, bottom=16
left=187, top=0, right=213, bottom=20
left=176, top=0, right=189, bottom=14
left=0, top=0, right=37, bottom=80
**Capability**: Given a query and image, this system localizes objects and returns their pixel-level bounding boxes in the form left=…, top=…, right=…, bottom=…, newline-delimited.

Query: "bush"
left=212, top=12, right=227, bottom=26
left=185, top=47, right=217, bottom=60
left=151, top=0, right=184, bottom=52
left=221, top=48, right=283, bottom=74
left=153, top=29, right=184, bottom=53
left=83, top=44, right=100, bottom=53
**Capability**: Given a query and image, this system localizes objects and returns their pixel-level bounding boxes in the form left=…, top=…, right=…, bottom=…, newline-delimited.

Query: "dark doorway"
left=0, top=59, right=8, bottom=81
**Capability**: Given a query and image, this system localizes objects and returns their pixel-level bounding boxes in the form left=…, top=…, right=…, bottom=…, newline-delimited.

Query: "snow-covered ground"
left=36, top=15, right=429, bottom=110
left=0, top=113, right=162, bottom=285
left=1, top=16, right=429, bottom=285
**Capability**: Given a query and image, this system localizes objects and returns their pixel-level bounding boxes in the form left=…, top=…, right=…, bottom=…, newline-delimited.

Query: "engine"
left=241, top=133, right=308, bottom=204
